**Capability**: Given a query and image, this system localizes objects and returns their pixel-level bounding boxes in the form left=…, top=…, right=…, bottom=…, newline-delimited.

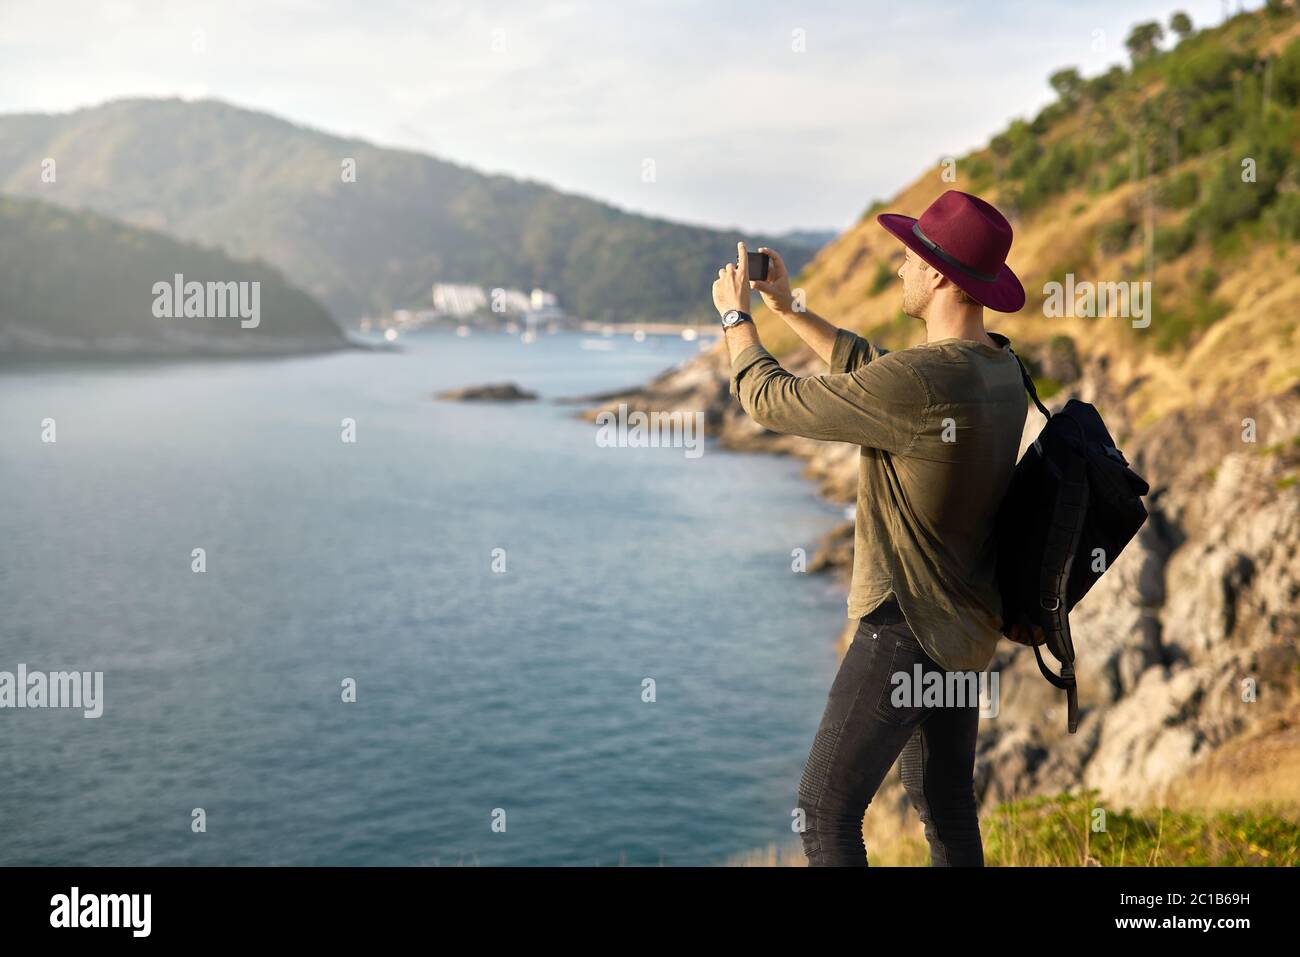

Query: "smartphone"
left=746, top=251, right=770, bottom=281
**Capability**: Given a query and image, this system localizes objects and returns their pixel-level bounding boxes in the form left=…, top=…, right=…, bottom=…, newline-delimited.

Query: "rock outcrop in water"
left=436, top=382, right=538, bottom=402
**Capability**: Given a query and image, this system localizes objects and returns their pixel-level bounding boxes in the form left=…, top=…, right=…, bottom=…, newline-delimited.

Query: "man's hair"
left=953, top=285, right=978, bottom=305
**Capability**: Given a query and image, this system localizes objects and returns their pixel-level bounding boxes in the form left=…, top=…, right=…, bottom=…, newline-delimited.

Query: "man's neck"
left=923, top=302, right=996, bottom=348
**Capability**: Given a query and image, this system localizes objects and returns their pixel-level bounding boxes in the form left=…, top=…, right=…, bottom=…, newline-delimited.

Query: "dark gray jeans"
left=797, top=598, right=983, bottom=866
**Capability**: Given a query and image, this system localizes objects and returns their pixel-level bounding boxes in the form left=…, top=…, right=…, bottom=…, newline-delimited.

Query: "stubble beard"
left=902, top=285, right=929, bottom=322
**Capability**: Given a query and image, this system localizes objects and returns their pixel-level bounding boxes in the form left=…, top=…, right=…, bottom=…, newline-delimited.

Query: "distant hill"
left=0, top=196, right=347, bottom=356
left=771, top=229, right=840, bottom=252
left=0, top=99, right=818, bottom=324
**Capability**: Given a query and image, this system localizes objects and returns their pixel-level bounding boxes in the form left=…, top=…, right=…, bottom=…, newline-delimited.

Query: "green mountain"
left=0, top=195, right=347, bottom=356
left=772, top=228, right=840, bottom=251
left=0, top=98, right=817, bottom=324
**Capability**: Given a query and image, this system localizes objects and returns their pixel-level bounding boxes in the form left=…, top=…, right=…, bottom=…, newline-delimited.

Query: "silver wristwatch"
left=720, top=309, right=753, bottom=328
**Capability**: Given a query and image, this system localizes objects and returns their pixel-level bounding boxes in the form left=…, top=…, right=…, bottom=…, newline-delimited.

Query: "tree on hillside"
left=1126, top=21, right=1166, bottom=64
left=1049, top=67, right=1084, bottom=104
left=1170, top=12, right=1193, bottom=41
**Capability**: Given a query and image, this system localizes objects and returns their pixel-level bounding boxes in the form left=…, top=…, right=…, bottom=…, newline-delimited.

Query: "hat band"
left=911, top=222, right=1000, bottom=282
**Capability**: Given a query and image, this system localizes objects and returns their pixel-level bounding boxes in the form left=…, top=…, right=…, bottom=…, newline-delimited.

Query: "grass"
left=1260, top=435, right=1300, bottom=456
left=985, top=791, right=1300, bottom=866
left=1260, top=435, right=1300, bottom=491
left=732, top=790, right=1300, bottom=866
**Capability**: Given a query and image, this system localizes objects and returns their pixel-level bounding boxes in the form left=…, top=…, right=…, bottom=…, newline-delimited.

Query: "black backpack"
left=995, top=352, right=1150, bottom=733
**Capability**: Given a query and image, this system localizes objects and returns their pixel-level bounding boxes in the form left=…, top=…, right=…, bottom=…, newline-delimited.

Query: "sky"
left=0, top=0, right=1239, bottom=234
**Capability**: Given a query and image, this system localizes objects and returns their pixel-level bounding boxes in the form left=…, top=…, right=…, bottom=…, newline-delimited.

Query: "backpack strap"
left=1010, top=349, right=1052, bottom=420
left=1032, top=643, right=1080, bottom=733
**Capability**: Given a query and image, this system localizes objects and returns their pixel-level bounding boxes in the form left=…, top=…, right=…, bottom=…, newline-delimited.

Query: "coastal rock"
left=808, top=521, right=855, bottom=576
left=436, top=382, right=538, bottom=402
left=1019, top=335, right=1082, bottom=386
left=982, top=386, right=1300, bottom=809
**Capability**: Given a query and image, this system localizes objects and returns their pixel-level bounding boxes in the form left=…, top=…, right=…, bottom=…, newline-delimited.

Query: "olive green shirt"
left=729, top=327, right=1026, bottom=672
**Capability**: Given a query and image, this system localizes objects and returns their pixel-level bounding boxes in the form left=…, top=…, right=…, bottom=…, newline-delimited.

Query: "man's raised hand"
left=712, top=241, right=751, bottom=315
left=752, top=246, right=795, bottom=314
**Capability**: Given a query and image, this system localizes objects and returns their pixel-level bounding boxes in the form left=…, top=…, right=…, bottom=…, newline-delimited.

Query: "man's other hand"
left=752, top=246, right=794, bottom=314
left=711, top=241, right=751, bottom=316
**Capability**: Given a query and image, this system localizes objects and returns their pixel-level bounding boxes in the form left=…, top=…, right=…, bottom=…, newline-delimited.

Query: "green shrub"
left=869, top=260, right=895, bottom=295
left=994, top=119, right=1044, bottom=180
left=1085, top=65, right=1127, bottom=101
left=963, top=156, right=992, bottom=188
left=1018, top=141, right=1094, bottom=211
left=1031, top=101, right=1066, bottom=134
left=1103, top=161, right=1131, bottom=191
left=1155, top=219, right=1197, bottom=261
left=1196, top=118, right=1297, bottom=240
left=1151, top=296, right=1231, bottom=351
left=1166, top=44, right=1252, bottom=94
left=1274, top=37, right=1300, bottom=108
left=1156, top=169, right=1200, bottom=208
left=1195, top=159, right=1265, bottom=237
left=991, top=118, right=1035, bottom=161
left=1097, top=217, right=1138, bottom=253
left=1266, top=191, right=1300, bottom=241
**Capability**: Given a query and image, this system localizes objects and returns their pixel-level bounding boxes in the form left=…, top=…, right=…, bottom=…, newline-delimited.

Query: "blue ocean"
left=0, top=330, right=844, bottom=865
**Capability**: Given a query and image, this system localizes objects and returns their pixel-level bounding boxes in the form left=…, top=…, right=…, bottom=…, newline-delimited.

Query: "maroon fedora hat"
left=876, top=190, right=1025, bottom=313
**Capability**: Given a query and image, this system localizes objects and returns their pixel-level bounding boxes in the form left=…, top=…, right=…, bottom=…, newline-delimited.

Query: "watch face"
left=722, top=310, right=742, bottom=327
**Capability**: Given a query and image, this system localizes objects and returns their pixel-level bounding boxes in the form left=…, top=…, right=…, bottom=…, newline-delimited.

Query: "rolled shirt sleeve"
left=829, top=327, right=889, bottom=375
left=729, top=344, right=928, bottom=453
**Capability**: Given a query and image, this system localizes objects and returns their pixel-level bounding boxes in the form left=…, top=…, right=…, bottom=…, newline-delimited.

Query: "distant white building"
left=490, top=288, right=533, bottom=315
left=432, top=284, right=488, bottom=317
left=430, top=283, right=565, bottom=322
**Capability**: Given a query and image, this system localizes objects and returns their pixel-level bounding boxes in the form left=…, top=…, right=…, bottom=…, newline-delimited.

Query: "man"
left=711, top=190, right=1028, bottom=867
